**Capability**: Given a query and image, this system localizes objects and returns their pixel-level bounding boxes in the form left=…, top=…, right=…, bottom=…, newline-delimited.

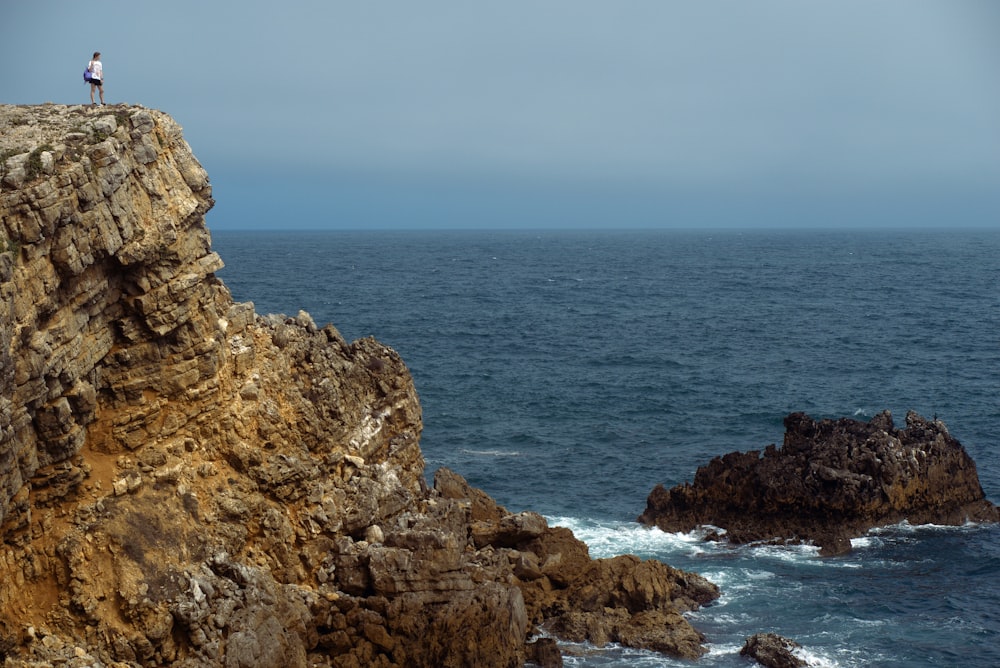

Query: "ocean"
left=212, top=228, right=1000, bottom=667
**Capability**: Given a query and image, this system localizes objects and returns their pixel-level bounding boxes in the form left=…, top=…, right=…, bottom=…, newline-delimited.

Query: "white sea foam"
left=553, top=518, right=812, bottom=561
left=703, top=641, right=744, bottom=658
left=746, top=542, right=821, bottom=562
left=811, top=614, right=888, bottom=635
left=548, top=516, right=880, bottom=575
left=793, top=646, right=841, bottom=668
left=868, top=518, right=986, bottom=535
left=703, top=641, right=843, bottom=668
left=545, top=517, right=715, bottom=560
left=691, top=610, right=756, bottom=625
left=851, top=617, right=888, bottom=628
left=457, top=448, right=522, bottom=457
left=556, top=640, right=693, bottom=667
left=849, top=535, right=880, bottom=550
left=696, top=567, right=775, bottom=593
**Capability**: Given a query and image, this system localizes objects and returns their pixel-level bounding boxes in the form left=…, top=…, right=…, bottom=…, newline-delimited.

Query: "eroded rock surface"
left=0, top=104, right=717, bottom=666
left=639, top=411, right=999, bottom=555
left=740, top=633, right=807, bottom=668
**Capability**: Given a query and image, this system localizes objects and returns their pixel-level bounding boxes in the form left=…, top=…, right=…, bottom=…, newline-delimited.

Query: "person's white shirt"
left=89, top=60, right=103, bottom=81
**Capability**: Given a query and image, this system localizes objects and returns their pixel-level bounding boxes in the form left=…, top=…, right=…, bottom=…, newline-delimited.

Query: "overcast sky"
left=4, top=1, right=999, bottom=229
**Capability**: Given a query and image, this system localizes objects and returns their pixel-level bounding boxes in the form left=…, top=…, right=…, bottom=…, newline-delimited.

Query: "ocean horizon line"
left=209, top=225, right=1000, bottom=235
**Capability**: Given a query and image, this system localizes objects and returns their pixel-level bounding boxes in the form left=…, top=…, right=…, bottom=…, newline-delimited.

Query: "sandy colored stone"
left=0, top=104, right=718, bottom=666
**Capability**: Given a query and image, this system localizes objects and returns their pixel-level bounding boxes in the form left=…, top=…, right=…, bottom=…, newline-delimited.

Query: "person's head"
left=93, top=51, right=101, bottom=59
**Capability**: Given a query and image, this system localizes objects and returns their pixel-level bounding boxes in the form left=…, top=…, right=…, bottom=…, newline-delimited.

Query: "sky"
left=3, top=1, right=999, bottom=230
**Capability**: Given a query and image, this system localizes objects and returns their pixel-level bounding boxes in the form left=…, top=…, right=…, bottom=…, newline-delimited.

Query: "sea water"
left=213, top=228, right=1000, bottom=667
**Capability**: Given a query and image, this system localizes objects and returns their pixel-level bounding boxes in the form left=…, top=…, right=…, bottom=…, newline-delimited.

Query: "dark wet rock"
left=639, top=411, right=999, bottom=555
left=525, top=637, right=563, bottom=667
left=741, top=632, right=807, bottom=668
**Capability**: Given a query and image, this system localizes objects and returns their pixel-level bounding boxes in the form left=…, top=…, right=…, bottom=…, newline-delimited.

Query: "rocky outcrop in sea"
left=740, top=633, right=807, bottom=668
left=0, top=104, right=719, bottom=666
left=639, top=411, right=999, bottom=555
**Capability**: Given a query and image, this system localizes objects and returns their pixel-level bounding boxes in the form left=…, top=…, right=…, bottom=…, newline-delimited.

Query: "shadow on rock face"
left=638, top=411, right=999, bottom=555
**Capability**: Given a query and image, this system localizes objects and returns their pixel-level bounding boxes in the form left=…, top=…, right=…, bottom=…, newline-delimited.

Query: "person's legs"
left=98, top=82, right=105, bottom=105
left=89, top=82, right=95, bottom=104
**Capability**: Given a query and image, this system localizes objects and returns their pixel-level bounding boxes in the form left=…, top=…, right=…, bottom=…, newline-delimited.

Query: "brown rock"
left=615, top=609, right=708, bottom=658
left=434, top=466, right=505, bottom=522
left=741, top=632, right=807, bottom=668
left=525, top=637, right=563, bottom=667
left=430, top=466, right=720, bottom=659
left=0, top=104, right=719, bottom=667
left=639, top=411, right=999, bottom=555
left=471, top=510, right=548, bottom=548
left=532, top=553, right=717, bottom=660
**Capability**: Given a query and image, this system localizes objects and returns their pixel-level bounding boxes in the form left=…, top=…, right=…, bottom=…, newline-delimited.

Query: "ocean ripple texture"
left=214, top=228, right=1000, bottom=667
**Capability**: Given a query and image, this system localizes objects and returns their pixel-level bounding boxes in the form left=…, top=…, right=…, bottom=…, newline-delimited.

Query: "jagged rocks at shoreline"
left=740, top=633, right=807, bottom=668
left=639, top=411, right=999, bottom=555
left=0, top=103, right=719, bottom=666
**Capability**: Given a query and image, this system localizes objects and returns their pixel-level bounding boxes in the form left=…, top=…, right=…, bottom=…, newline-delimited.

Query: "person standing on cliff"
left=87, top=52, right=105, bottom=106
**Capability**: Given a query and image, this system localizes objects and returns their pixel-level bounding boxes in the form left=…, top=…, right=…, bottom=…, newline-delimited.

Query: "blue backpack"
left=84, top=68, right=92, bottom=83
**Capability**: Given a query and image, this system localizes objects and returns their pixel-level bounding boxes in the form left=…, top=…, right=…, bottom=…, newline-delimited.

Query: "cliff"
left=639, top=411, right=999, bottom=555
left=0, top=104, right=718, bottom=667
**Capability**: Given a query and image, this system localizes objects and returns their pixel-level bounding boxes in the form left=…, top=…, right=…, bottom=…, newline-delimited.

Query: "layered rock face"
left=0, top=104, right=717, bottom=667
left=639, top=411, right=999, bottom=555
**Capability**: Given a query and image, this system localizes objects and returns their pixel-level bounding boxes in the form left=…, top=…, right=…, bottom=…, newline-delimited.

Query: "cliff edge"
left=0, top=104, right=718, bottom=667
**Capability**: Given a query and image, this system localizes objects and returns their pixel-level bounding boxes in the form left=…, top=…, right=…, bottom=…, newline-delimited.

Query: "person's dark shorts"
left=91, top=79, right=102, bottom=87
